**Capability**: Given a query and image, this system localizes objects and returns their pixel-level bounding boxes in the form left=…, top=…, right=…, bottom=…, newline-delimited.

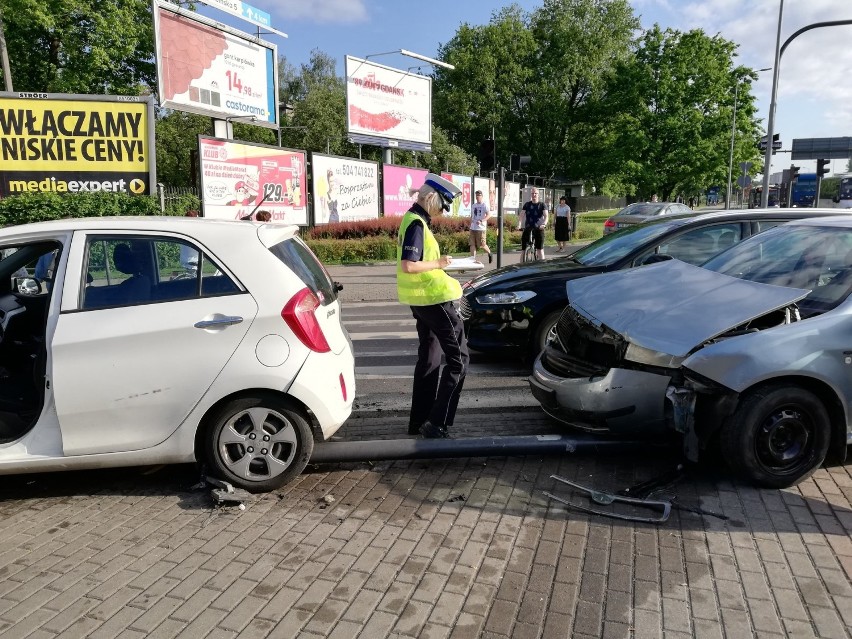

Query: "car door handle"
left=194, top=316, right=244, bottom=329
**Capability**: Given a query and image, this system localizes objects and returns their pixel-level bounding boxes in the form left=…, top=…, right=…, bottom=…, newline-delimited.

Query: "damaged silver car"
left=530, top=217, right=852, bottom=487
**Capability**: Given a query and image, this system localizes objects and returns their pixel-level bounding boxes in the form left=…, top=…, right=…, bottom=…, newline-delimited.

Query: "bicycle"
left=520, top=226, right=545, bottom=263
left=522, top=242, right=536, bottom=263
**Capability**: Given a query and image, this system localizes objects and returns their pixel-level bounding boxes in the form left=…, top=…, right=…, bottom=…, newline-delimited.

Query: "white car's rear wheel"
left=204, top=396, right=314, bottom=493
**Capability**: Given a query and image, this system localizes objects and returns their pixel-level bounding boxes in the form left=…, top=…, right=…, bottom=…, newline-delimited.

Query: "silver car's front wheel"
left=721, top=384, right=831, bottom=489
left=204, top=396, right=314, bottom=492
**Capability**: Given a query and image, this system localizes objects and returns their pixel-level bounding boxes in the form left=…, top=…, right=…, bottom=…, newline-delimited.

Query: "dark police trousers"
left=409, top=301, right=470, bottom=432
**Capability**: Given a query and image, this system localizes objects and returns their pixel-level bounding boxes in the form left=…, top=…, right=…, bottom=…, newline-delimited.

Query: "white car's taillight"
left=282, top=288, right=331, bottom=353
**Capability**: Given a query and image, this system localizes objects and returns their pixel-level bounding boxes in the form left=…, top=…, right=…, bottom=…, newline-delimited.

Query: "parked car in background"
left=461, top=209, right=843, bottom=360
left=0, top=217, right=355, bottom=492
left=602, top=201, right=693, bottom=235
left=531, top=216, right=852, bottom=488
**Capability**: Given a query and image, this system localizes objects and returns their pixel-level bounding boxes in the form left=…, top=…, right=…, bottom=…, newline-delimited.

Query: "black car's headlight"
left=475, top=290, right=536, bottom=305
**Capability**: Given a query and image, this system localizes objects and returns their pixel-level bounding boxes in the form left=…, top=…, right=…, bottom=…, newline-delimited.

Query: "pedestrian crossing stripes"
left=341, top=300, right=526, bottom=379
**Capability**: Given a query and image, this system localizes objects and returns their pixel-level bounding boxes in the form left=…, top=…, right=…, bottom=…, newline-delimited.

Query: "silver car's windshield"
left=703, top=224, right=852, bottom=315
left=572, top=218, right=684, bottom=267
left=618, top=203, right=666, bottom=216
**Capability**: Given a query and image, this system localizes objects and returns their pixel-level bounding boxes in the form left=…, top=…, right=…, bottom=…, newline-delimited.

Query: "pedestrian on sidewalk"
left=469, top=190, right=493, bottom=264
left=397, top=173, right=470, bottom=439
left=554, top=196, right=571, bottom=252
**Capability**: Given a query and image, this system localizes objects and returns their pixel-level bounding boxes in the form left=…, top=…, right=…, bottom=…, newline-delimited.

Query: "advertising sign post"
left=345, top=56, right=431, bottom=151
left=198, top=136, right=307, bottom=223
left=382, top=164, right=428, bottom=216
left=153, top=1, right=278, bottom=129
left=0, top=93, right=155, bottom=198
left=311, top=154, right=380, bottom=224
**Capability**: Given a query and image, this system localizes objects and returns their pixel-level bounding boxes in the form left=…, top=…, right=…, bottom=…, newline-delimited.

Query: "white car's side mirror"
left=15, top=277, right=41, bottom=296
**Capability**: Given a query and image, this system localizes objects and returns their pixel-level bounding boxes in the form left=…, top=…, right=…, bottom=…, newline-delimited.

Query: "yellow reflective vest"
left=397, top=211, right=462, bottom=306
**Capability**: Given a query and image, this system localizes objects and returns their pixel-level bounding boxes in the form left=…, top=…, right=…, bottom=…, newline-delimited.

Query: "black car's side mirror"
left=641, top=253, right=674, bottom=266
left=333, top=281, right=344, bottom=292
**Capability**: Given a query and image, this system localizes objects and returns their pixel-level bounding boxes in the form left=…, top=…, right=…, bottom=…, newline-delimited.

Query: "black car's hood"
left=566, top=260, right=810, bottom=358
left=465, top=256, right=604, bottom=292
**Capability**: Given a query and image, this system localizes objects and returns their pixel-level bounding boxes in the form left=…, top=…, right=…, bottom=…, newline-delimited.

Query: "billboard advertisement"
left=0, top=93, right=155, bottom=198
left=311, top=154, right=380, bottom=224
left=473, top=177, right=497, bottom=212
left=382, top=164, right=428, bottom=217
left=440, top=172, right=472, bottom=217
left=198, top=136, right=307, bottom=223
left=153, top=1, right=278, bottom=129
left=503, top=182, right=521, bottom=210
left=346, top=56, right=431, bottom=150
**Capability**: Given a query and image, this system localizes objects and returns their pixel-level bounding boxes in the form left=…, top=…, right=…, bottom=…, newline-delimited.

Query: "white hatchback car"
left=0, top=217, right=355, bottom=492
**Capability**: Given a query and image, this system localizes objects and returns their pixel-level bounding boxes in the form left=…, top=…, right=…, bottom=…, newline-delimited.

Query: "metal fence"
left=155, top=184, right=199, bottom=212
left=566, top=194, right=626, bottom=213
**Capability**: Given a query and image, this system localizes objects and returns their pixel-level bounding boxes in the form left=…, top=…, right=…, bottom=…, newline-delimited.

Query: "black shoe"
left=488, top=252, right=493, bottom=264
left=407, top=423, right=422, bottom=436
left=419, top=421, right=449, bottom=439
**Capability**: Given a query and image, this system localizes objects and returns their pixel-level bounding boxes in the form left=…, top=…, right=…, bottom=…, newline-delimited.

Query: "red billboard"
left=198, top=136, right=307, bottom=223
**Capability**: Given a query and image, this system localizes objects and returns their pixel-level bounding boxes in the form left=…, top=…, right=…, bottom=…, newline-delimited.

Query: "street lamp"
left=727, top=68, right=771, bottom=210
left=277, top=125, right=308, bottom=148
left=363, top=49, right=455, bottom=71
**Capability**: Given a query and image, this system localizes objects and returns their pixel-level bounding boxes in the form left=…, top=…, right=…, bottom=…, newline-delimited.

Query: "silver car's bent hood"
left=566, top=260, right=809, bottom=358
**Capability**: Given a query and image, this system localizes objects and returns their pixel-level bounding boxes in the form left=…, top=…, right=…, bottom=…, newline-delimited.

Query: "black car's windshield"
left=572, top=218, right=686, bottom=267
left=703, top=224, right=852, bottom=316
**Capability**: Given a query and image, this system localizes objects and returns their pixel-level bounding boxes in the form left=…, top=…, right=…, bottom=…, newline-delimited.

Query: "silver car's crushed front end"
left=530, top=304, right=765, bottom=459
left=530, top=306, right=675, bottom=434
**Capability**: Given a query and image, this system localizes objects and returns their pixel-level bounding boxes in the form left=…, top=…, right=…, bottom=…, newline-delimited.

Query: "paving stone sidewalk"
left=0, top=438, right=850, bottom=639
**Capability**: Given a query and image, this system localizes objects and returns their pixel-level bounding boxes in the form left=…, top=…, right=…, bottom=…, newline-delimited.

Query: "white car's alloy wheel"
left=206, top=396, right=314, bottom=492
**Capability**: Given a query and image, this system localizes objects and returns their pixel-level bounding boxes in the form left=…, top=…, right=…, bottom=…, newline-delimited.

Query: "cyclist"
left=519, top=189, right=548, bottom=261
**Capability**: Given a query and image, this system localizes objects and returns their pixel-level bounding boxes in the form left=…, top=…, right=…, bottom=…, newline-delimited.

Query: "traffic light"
left=509, top=154, right=531, bottom=172
left=478, top=139, right=496, bottom=171
left=817, top=158, right=830, bottom=177
left=789, top=165, right=800, bottom=182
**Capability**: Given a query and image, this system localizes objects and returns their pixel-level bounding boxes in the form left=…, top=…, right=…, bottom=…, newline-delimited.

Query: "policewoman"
left=398, top=173, right=470, bottom=439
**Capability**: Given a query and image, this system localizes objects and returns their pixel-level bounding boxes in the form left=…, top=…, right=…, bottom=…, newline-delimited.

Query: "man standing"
left=397, top=173, right=469, bottom=439
left=469, top=190, right=493, bottom=264
left=519, top=188, right=548, bottom=261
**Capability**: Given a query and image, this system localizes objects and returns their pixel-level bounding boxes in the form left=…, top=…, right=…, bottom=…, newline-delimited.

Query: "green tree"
left=597, top=26, right=762, bottom=200
left=433, top=0, right=637, bottom=180
left=0, top=0, right=155, bottom=93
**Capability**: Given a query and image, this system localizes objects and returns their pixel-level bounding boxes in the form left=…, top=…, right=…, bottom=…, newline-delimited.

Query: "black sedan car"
left=460, top=208, right=847, bottom=359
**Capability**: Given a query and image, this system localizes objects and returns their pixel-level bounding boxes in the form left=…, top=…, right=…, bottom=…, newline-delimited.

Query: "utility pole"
left=0, top=8, right=13, bottom=91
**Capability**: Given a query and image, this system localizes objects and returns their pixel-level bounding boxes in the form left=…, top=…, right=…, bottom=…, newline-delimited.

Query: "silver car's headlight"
left=624, top=342, right=684, bottom=368
left=475, top=290, right=536, bottom=305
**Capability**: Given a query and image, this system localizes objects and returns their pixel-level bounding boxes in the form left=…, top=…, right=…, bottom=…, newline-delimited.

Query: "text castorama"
left=0, top=97, right=151, bottom=196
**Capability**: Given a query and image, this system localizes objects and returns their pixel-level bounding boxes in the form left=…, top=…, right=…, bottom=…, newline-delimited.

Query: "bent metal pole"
left=309, top=433, right=672, bottom=464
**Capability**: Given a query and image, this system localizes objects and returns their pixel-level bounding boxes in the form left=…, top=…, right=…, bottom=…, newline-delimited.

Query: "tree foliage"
left=433, top=0, right=638, bottom=180
left=593, top=26, right=762, bottom=200
left=0, top=0, right=155, bottom=94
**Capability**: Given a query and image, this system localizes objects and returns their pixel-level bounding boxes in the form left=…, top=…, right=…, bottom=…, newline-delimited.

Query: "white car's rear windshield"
left=268, top=238, right=337, bottom=304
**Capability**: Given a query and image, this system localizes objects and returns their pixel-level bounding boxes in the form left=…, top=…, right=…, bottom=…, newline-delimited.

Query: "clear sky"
left=192, top=0, right=852, bottom=178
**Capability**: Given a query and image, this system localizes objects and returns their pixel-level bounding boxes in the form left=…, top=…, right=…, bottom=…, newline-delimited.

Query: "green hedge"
left=304, top=212, right=612, bottom=264
left=0, top=192, right=609, bottom=264
left=0, top=191, right=206, bottom=227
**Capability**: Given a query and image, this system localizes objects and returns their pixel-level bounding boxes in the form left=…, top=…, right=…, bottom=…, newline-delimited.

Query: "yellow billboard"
left=0, top=93, right=156, bottom=197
